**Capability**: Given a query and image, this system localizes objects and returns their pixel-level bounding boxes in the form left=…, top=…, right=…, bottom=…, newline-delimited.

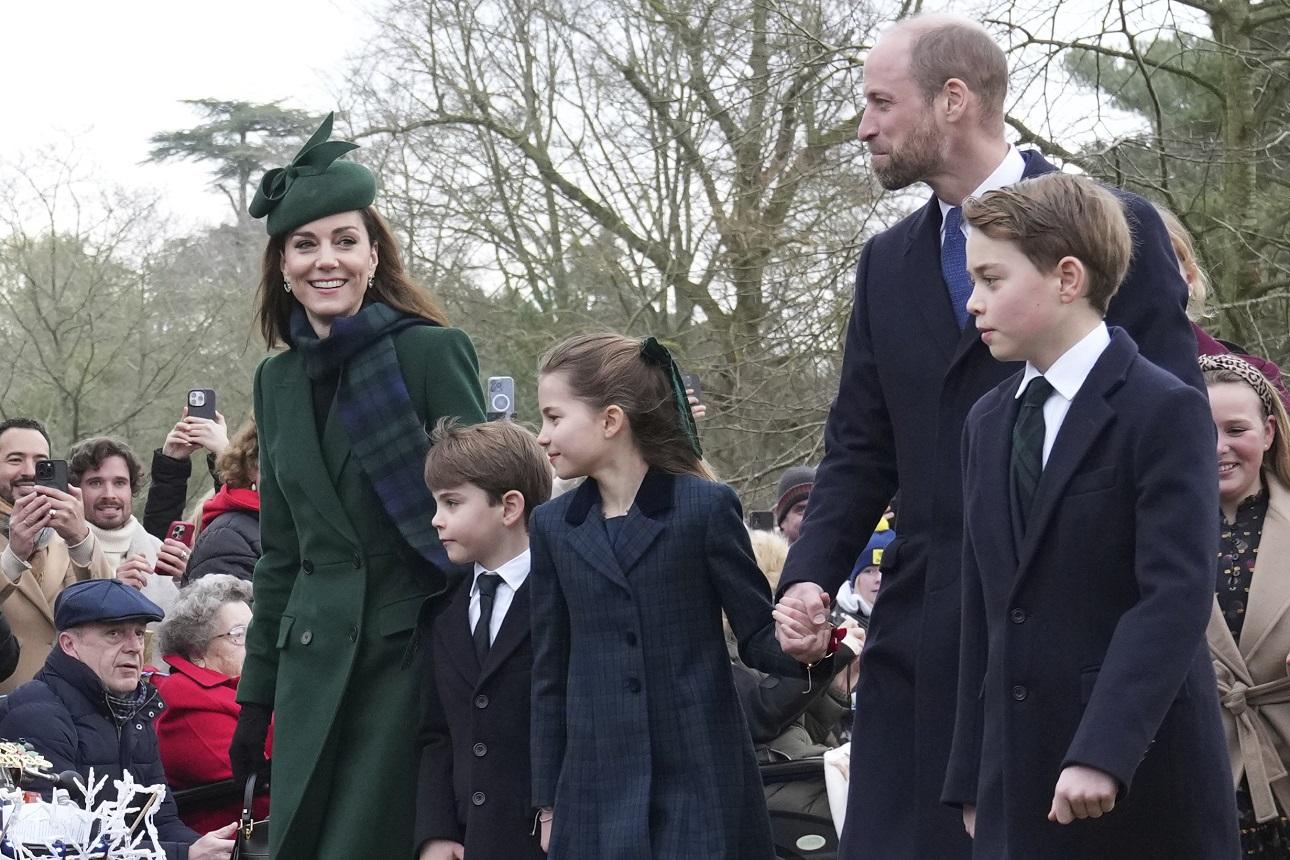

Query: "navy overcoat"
left=531, top=470, right=816, bottom=859
left=776, top=150, right=1204, bottom=858
left=944, top=330, right=1238, bottom=857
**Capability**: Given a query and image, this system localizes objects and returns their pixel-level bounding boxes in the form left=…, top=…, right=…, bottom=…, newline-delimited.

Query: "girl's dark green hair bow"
left=639, top=336, right=703, bottom=459
left=248, top=112, right=377, bottom=237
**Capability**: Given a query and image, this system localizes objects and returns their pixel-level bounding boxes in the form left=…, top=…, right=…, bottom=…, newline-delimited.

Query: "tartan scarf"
left=289, top=302, right=450, bottom=570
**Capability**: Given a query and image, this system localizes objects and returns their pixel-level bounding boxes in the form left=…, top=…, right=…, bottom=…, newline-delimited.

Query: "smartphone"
left=187, top=388, right=217, bottom=420
left=35, top=459, right=70, bottom=495
left=681, top=372, right=703, bottom=405
left=487, top=376, right=516, bottom=421
left=167, top=521, right=196, bottom=549
left=747, top=510, right=775, bottom=531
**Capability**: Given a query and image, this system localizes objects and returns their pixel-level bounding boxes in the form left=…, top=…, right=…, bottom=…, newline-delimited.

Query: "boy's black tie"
left=1011, top=376, right=1055, bottom=534
left=474, top=572, right=502, bottom=665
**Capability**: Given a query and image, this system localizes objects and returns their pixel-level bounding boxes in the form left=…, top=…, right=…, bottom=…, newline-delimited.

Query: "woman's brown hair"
left=255, top=206, right=449, bottom=348
left=216, top=419, right=259, bottom=490
left=539, top=333, right=715, bottom=481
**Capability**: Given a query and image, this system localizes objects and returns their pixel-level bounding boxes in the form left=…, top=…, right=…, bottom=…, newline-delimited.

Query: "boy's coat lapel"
left=976, top=381, right=1023, bottom=574
left=1011, top=331, right=1133, bottom=593
left=478, top=581, right=532, bottom=685
left=441, top=577, right=482, bottom=683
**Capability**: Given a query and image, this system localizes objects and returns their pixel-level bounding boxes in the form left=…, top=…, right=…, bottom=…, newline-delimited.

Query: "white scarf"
left=90, top=517, right=177, bottom=612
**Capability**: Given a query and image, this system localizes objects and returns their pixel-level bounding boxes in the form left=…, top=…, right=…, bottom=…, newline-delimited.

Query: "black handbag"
left=231, top=771, right=270, bottom=860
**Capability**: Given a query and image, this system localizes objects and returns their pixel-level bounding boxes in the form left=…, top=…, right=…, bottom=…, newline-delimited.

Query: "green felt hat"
left=248, top=112, right=377, bottom=237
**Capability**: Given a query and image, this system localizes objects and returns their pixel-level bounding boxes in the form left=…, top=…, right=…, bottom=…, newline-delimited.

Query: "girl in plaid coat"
left=529, top=333, right=832, bottom=859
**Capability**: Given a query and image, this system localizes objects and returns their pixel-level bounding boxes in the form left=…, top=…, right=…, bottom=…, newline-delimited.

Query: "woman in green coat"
left=228, top=114, right=486, bottom=859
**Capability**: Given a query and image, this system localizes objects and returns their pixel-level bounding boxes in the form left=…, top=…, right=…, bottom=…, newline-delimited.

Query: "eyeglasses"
left=214, top=625, right=248, bottom=646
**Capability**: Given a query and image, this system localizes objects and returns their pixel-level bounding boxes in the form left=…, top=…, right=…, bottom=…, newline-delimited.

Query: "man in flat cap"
left=0, top=580, right=237, bottom=860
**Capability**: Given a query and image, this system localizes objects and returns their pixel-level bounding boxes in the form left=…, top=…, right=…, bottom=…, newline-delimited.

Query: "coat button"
left=626, top=677, right=641, bottom=693
left=300, top=630, right=313, bottom=645
left=352, top=553, right=363, bottom=569
left=348, top=626, right=358, bottom=642
left=625, top=631, right=638, bottom=647
left=1011, top=684, right=1028, bottom=701
left=302, top=559, right=314, bottom=574
left=471, top=791, right=486, bottom=806
left=1009, top=608, right=1027, bottom=624
left=474, top=694, right=489, bottom=709
left=472, top=742, right=487, bottom=757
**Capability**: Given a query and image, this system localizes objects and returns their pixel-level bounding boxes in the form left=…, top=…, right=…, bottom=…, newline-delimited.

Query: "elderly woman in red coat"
left=155, top=574, right=271, bottom=833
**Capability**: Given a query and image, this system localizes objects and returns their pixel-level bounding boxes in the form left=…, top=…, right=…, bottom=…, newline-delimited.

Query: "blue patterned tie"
left=941, top=207, right=972, bottom=328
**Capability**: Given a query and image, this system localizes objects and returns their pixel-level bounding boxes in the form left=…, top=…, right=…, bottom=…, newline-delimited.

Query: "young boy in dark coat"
left=942, top=173, right=1239, bottom=858
left=415, top=419, right=553, bottom=860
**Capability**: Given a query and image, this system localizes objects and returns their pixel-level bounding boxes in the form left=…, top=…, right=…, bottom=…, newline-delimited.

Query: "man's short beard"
left=873, top=116, right=945, bottom=191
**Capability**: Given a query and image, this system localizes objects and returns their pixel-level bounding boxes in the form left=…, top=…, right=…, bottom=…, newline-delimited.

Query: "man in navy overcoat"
left=774, top=16, right=1203, bottom=858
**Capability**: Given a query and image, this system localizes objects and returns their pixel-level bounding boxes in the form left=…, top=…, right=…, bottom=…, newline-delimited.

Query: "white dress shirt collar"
left=1016, top=322, right=1111, bottom=402
left=938, top=145, right=1027, bottom=239
left=473, top=549, right=531, bottom=594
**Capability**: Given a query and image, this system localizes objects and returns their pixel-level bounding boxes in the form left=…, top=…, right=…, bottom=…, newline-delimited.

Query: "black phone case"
left=188, top=389, right=217, bottom=420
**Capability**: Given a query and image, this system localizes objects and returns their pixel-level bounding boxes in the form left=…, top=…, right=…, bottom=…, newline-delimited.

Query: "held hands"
left=115, top=554, right=152, bottom=590
left=162, top=409, right=229, bottom=460
left=1048, top=765, right=1118, bottom=824
left=963, top=804, right=976, bottom=838
left=772, top=582, right=833, bottom=663
left=187, top=821, right=237, bottom=860
left=155, top=537, right=190, bottom=580
left=420, top=841, right=464, bottom=860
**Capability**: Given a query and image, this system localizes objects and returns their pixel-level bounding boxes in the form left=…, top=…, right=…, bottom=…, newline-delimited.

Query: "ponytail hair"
left=538, top=333, right=715, bottom=481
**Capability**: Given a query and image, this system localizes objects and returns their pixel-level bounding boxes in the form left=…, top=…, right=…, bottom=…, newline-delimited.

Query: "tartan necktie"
left=1011, top=377, right=1055, bottom=532
left=473, top=573, right=501, bottom=665
left=941, top=206, right=973, bottom=329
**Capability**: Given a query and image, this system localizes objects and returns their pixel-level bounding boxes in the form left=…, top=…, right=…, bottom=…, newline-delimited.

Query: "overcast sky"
left=6, top=0, right=381, bottom=232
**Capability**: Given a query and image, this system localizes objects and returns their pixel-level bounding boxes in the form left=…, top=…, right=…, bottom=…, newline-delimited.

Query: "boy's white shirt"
left=1016, top=322, right=1111, bottom=466
left=469, top=548, right=531, bottom=645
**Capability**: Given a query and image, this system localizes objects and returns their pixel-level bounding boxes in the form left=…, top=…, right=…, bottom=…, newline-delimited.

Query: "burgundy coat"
left=156, top=655, right=272, bottom=834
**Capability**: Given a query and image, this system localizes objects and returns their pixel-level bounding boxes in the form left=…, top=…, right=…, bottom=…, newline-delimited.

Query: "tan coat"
left=1208, top=474, right=1290, bottom=823
left=0, top=533, right=113, bottom=692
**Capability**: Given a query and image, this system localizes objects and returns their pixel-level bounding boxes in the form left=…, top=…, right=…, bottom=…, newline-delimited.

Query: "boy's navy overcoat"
left=531, top=470, right=814, bottom=860
left=943, top=329, right=1239, bottom=858
left=776, top=150, right=1204, bottom=857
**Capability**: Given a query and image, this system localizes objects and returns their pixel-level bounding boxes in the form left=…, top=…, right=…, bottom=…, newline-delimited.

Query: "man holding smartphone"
left=0, top=418, right=113, bottom=692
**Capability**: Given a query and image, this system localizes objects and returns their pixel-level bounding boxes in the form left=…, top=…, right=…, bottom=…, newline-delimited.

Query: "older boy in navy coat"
left=414, top=421, right=553, bottom=860
left=942, top=174, right=1239, bottom=857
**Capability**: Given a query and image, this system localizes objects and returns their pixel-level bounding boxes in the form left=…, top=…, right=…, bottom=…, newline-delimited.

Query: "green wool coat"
left=238, top=325, right=486, bottom=860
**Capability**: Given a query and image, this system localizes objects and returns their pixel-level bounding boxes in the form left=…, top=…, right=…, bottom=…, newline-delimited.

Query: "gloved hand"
left=229, top=702, right=273, bottom=786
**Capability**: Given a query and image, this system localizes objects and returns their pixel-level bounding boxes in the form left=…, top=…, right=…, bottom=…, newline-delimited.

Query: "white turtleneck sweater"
left=90, top=516, right=178, bottom=613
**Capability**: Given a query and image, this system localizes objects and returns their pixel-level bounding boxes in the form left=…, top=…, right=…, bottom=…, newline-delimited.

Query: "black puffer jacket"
left=184, top=510, right=260, bottom=584
left=0, top=646, right=198, bottom=858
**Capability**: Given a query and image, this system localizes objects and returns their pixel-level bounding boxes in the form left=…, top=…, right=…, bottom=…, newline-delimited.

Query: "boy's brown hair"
left=963, top=173, right=1132, bottom=314
left=424, top=419, right=553, bottom=527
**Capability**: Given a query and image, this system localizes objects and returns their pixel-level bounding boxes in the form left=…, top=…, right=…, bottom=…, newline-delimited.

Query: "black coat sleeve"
left=184, top=513, right=260, bottom=584
left=732, top=642, right=857, bottom=744
left=778, top=239, right=901, bottom=598
left=0, top=612, right=19, bottom=683
left=143, top=449, right=194, bottom=539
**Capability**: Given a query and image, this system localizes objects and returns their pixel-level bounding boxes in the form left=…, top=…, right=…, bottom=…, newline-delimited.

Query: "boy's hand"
left=419, top=840, right=464, bottom=860
left=1048, top=765, right=1117, bottom=824
left=963, top=804, right=976, bottom=838
left=540, top=807, right=553, bottom=853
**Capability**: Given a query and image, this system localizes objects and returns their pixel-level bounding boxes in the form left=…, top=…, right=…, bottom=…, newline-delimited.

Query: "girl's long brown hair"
left=255, top=207, right=448, bottom=348
left=539, top=333, right=715, bottom=480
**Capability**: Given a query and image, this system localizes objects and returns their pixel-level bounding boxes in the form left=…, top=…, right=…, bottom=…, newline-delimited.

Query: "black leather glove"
left=229, top=702, right=273, bottom=786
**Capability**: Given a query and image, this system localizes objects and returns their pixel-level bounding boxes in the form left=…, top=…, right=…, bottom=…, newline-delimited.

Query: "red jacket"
left=156, top=655, right=272, bottom=834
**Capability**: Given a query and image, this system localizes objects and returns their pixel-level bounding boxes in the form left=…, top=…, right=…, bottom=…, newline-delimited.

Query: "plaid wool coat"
left=238, top=324, right=486, bottom=860
left=530, top=470, right=818, bottom=859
